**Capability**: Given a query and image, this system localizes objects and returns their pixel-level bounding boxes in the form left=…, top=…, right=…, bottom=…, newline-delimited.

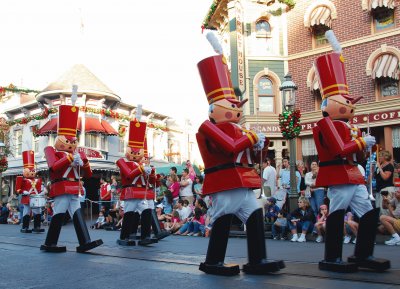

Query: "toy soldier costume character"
left=313, top=31, right=390, bottom=273
left=116, top=117, right=156, bottom=246
left=41, top=86, right=103, bottom=253
left=196, top=52, right=284, bottom=276
left=16, top=150, right=45, bottom=233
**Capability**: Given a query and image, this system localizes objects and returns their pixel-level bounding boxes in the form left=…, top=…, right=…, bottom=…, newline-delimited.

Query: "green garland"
left=0, top=156, right=7, bottom=173
left=0, top=84, right=41, bottom=96
left=6, top=107, right=58, bottom=126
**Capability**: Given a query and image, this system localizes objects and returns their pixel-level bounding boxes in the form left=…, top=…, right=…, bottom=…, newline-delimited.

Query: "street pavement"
left=0, top=222, right=399, bottom=289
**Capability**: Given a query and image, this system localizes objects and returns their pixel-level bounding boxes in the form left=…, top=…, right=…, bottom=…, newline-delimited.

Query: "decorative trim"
left=253, top=69, right=282, bottom=114
left=304, top=0, right=337, bottom=28
left=365, top=44, right=400, bottom=76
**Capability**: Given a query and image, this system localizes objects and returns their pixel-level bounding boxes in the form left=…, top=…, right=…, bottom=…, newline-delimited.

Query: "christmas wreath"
left=0, top=156, right=8, bottom=173
left=278, top=109, right=301, bottom=139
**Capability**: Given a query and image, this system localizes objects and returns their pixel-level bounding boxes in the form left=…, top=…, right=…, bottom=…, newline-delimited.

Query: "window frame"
left=14, top=129, right=23, bottom=157
left=375, top=77, right=400, bottom=100
left=253, top=70, right=282, bottom=116
left=255, top=18, right=272, bottom=38
left=372, top=7, right=396, bottom=34
left=311, top=24, right=330, bottom=49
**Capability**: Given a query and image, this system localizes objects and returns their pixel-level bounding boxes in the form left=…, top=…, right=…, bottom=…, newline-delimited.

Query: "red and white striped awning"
left=371, top=53, right=400, bottom=80
left=363, top=0, right=397, bottom=11
left=305, top=5, right=333, bottom=28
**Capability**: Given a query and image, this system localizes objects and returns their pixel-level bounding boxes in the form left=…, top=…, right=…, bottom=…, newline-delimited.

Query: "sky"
left=0, top=0, right=215, bottom=128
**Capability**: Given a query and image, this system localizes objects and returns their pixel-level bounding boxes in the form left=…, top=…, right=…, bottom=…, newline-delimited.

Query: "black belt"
left=122, top=184, right=153, bottom=189
left=319, top=159, right=358, bottom=167
left=51, top=178, right=79, bottom=184
left=204, top=163, right=254, bottom=174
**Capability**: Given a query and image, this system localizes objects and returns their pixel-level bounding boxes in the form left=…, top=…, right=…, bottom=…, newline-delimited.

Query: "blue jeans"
left=309, top=189, right=325, bottom=217
left=271, top=223, right=288, bottom=237
left=179, top=222, right=190, bottom=233
left=289, top=220, right=314, bottom=233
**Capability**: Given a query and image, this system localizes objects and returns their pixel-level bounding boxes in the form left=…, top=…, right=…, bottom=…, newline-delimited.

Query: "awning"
left=305, top=5, right=333, bottom=28
left=35, top=118, right=58, bottom=136
left=307, top=66, right=320, bottom=91
left=36, top=117, right=118, bottom=136
left=363, top=0, right=396, bottom=11
left=372, top=53, right=399, bottom=80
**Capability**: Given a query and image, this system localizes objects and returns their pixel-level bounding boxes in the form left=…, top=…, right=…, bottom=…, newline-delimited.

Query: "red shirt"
left=100, top=183, right=111, bottom=201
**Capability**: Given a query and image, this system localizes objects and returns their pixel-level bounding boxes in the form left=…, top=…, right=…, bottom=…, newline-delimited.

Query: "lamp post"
left=0, top=141, right=5, bottom=199
left=279, top=74, right=298, bottom=213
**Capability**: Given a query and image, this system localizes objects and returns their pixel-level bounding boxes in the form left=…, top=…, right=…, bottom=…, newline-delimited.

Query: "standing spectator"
left=277, top=157, right=301, bottom=194
left=110, top=175, right=120, bottom=209
left=378, top=187, right=400, bottom=245
left=0, top=202, right=9, bottom=224
left=374, top=150, right=395, bottom=211
left=167, top=174, right=180, bottom=205
left=289, top=197, right=315, bottom=242
left=185, top=160, right=196, bottom=181
left=262, top=157, right=276, bottom=197
left=1, top=180, right=10, bottom=204
left=179, top=169, right=194, bottom=205
left=99, top=177, right=111, bottom=215
left=314, top=204, right=329, bottom=243
left=166, top=167, right=179, bottom=187
left=296, top=160, right=307, bottom=196
left=193, top=175, right=203, bottom=200
left=271, top=211, right=288, bottom=240
left=305, top=161, right=325, bottom=217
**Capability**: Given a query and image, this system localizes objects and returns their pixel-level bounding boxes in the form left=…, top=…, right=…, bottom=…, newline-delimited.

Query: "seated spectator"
left=0, top=202, right=9, bottom=224
left=271, top=211, right=288, bottom=240
left=343, top=210, right=358, bottom=244
left=265, top=197, right=280, bottom=222
left=195, top=198, right=208, bottom=215
left=91, top=211, right=106, bottom=229
left=161, top=190, right=173, bottom=215
left=177, top=207, right=205, bottom=236
left=7, top=205, right=20, bottom=225
left=289, top=197, right=315, bottom=242
left=164, top=210, right=181, bottom=233
left=378, top=187, right=400, bottom=245
left=314, top=204, right=329, bottom=243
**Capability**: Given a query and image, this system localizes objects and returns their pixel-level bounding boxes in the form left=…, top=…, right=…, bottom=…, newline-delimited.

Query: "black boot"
left=129, top=212, right=140, bottom=240
left=32, top=214, right=45, bottom=233
left=319, top=209, right=358, bottom=273
left=348, top=208, right=391, bottom=271
left=117, top=211, right=136, bottom=246
left=20, top=215, right=32, bottom=233
left=40, top=213, right=66, bottom=252
left=73, top=209, right=103, bottom=253
left=243, top=208, right=284, bottom=274
left=138, top=209, right=157, bottom=246
left=151, top=209, right=170, bottom=240
left=199, top=214, right=240, bottom=276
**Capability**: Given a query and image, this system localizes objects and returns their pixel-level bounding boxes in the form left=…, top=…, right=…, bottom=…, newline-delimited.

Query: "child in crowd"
left=91, top=211, right=106, bottom=229
left=271, top=211, right=288, bottom=240
left=164, top=210, right=181, bottom=233
left=314, top=204, right=329, bottom=243
left=343, top=210, right=358, bottom=244
left=180, top=208, right=205, bottom=236
left=7, top=206, right=20, bottom=225
left=265, top=197, right=280, bottom=222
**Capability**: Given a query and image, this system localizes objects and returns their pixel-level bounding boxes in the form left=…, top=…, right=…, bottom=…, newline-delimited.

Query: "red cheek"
left=60, top=144, right=65, bottom=149
left=339, top=107, right=347, bottom=114
left=225, top=112, right=233, bottom=119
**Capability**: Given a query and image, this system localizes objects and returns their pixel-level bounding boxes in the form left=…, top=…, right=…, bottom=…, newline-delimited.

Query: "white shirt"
left=262, top=165, right=276, bottom=193
left=178, top=206, right=192, bottom=221
left=179, top=177, right=193, bottom=197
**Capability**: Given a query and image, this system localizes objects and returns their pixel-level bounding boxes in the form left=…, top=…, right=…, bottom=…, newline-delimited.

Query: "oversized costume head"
left=126, top=119, right=146, bottom=161
left=314, top=31, right=362, bottom=121
left=22, top=150, right=36, bottom=178
left=54, top=104, right=79, bottom=153
left=197, top=54, right=247, bottom=124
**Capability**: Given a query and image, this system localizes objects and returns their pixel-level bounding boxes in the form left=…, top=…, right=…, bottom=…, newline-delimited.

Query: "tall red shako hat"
left=57, top=85, right=79, bottom=140
left=22, top=150, right=35, bottom=170
left=128, top=119, right=147, bottom=153
left=197, top=32, right=247, bottom=107
left=314, top=30, right=362, bottom=104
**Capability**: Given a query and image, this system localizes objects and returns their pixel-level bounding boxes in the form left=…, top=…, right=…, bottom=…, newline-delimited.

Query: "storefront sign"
left=77, top=147, right=103, bottom=159
left=235, top=0, right=245, bottom=93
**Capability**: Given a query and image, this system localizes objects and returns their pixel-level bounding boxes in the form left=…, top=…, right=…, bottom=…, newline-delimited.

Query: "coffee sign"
left=77, top=147, right=103, bottom=159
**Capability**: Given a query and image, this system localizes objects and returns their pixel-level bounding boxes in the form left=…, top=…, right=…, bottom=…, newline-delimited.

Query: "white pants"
left=23, top=204, right=41, bottom=216
left=53, top=194, right=81, bottom=217
left=210, top=188, right=259, bottom=225
left=328, top=184, right=373, bottom=218
left=124, top=199, right=155, bottom=214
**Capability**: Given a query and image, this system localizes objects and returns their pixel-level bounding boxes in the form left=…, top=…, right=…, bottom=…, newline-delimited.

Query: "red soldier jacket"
left=196, top=120, right=266, bottom=195
left=44, top=146, right=92, bottom=197
left=100, top=183, right=111, bottom=201
left=116, top=158, right=155, bottom=200
left=15, top=177, right=42, bottom=205
left=312, top=117, right=366, bottom=187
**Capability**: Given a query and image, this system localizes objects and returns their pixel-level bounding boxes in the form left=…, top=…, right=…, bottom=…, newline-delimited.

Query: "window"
left=373, top=7, right=395, bottom=32
left=256, top=19, right=271, bottom=37
left=14, top=130, right=23, bottom=156
left=100, top=134, right=107, bottom=151
left=313, top=89, right=323, bottom=111
left=119, top=138, right=126, bottom=154
left=31, top=126, right=39, bottom=153
left=378, top=77, right=399, bottom=97
left=312, top=25, right=329, bottom=48
left=257, top=76, right=275, bottom=112
left=48, top=134, right=56, bottom=147
left=85, top=133, right=98, bottom=148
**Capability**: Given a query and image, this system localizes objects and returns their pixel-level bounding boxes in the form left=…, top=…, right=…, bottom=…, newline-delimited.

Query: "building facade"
left=203, top=0, right=400, bottom=167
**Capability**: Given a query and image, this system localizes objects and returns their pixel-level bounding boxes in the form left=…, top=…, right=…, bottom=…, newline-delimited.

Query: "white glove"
left=22, top=190, right=30, bottom=196
left=73, top=153, right=83, bottom=167
left=363, top=135, right=376, bottom=149
left=253, top=133, right=266, bottom=151
left=144, top=166, right=152, bottom=175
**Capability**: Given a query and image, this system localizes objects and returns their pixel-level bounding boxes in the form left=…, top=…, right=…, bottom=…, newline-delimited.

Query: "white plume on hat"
left=325, top=30, right=342, bottom=54
left=206, top=31, right=223, bottom=55
left=71, top=84, right=78, bottom=106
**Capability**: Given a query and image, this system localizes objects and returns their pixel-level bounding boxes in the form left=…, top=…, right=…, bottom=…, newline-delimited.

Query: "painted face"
left=125, top=146, right=144, bottom=161
left=208, top=99, right=242, bottom=124
left=322, top=94, right=356, bottom=121
left=23, top=168, right=36, bottom=178
left=55, top=135, right=78, bottom=153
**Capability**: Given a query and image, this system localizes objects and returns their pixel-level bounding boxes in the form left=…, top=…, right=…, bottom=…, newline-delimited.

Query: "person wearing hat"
left=116, top=119, right=156, bottom=246
left=40, top=88, right=103, bottom=253
left=15, top=150, right=44, bottom=233
left=196, top=52, right=284, bottom=276
left=312, top=30, right=390, bottom=272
